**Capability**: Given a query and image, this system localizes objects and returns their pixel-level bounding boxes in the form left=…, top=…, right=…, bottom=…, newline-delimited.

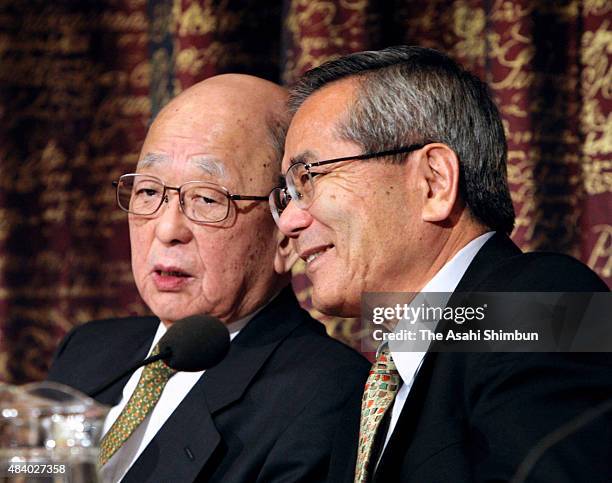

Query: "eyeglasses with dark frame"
left=113, top=173, right=269, bottom=223
left=268, top=143, right=427, bottom=223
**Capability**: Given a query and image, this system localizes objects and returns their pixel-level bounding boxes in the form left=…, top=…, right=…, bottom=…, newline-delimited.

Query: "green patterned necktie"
left=98, top=344, right=176, bottom=467
left=354, top=346, right=401, bottom=483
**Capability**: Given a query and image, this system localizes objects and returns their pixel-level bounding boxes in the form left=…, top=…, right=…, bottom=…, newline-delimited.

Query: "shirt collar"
left=389, top=231, right=494, bottom=381
left=421, top=231, right=494, bottom=293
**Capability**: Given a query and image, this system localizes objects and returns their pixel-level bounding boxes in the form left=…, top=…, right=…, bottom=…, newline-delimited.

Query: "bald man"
left=48, top=75, right=370, bottom=483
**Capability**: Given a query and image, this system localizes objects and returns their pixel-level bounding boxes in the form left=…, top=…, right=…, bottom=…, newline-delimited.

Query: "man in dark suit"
left=48, top=74, right=370, bottom=482
left=271, top=46, right=611, bottom=482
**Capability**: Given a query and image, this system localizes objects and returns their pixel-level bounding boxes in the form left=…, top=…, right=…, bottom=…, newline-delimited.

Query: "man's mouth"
left=155, top=269, right=190, bottom=277
left=152, top=265, right=194, bottom=290
left=301, top=245, right=334, bottom=265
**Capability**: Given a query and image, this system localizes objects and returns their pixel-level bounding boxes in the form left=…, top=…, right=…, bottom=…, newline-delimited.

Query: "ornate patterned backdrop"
left=0, top=0, right=610, bottom=383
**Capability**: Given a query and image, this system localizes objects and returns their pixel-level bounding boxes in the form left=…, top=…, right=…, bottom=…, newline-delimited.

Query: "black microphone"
left=88, top=314, right=230, bottom=398
left=159, top=314, right=230, bottom=371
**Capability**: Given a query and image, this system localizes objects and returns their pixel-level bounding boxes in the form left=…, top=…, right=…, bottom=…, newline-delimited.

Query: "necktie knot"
left=148, top=343, right=176, bottom=379
left=372, top=346, right=398, bottom=373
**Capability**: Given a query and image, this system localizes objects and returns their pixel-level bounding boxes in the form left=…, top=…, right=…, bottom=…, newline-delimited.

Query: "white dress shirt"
left=100, top=314, right=252, bottom=483
left=379, top=232, right=495, bottom=458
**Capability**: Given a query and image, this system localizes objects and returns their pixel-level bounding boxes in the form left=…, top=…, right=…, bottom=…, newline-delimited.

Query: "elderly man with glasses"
left=272, top=46, right=611, bottom=483
left=48, top=74, right=369, bottom=483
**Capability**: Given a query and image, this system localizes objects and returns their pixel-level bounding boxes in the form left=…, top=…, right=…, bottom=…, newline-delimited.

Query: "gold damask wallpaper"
left=0, top=0, right=610, bottom=382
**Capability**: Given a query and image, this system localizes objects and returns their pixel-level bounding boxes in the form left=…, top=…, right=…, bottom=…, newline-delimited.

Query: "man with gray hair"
left=271, top=46, right=610, bottom=482
left=48, top=74, right=369, bottom=482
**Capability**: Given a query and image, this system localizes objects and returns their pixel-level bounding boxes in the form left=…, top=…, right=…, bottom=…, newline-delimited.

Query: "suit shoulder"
left=290, top=312, right=370, bottom=371
left=66, top=316, right=158, bottom=338
left=260, top=312, right=370, bottom=412
left=56, top=316, right=159, bottom=351
left=481, top=252, right=609, bottom=292
left=49, top=317, right=157, bottom=367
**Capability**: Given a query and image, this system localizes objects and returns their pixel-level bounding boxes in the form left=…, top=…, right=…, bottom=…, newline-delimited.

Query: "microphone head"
left=158, top=314, right=230, bottom=371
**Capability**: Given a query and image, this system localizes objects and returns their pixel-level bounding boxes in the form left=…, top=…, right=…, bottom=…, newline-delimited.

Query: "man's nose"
left=154, top=194, right=194, bottom=244
left=277, top=201, right=313, bottom=237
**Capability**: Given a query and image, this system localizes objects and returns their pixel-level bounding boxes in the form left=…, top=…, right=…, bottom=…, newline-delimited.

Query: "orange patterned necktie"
left=354, top=346, right=401, bottom=483
left=98, top=344, right=176, bottom=466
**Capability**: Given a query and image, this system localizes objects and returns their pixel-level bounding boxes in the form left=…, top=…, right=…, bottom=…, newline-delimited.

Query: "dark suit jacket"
left=373, top=233, right=612, bottom=483
left=47, top=287, right=370, bottom=483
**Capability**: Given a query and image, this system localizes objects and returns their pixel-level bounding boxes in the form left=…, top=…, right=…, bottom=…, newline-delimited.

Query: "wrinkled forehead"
left=137, top=98, right=279, bottom=190
left=137, top=152, right=227, bottom=180
left=135, top=149, right=279, bottom=195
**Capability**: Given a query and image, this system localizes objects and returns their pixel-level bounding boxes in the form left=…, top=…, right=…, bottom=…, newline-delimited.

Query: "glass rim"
left=115, top=173, right=232, bottom=222
left=117, top=173, right=235, bottom=196
left=272, top=143, right=429, bottom=218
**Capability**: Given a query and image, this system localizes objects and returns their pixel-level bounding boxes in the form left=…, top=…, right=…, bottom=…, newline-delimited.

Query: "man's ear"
left=273, top=229, right=300, bottom=274
left=417, top=143, right=461, bottom=223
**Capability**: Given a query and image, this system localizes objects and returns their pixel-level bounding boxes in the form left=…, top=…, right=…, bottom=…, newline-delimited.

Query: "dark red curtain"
left=1, top=0, right=610, bottom=383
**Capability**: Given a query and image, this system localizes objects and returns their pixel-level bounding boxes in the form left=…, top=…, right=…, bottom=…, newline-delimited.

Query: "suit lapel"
left=373, top=351, right=438, bottom=482
left=201, top=287, right=306, bottom=413
left=122, top=382, right=220, bottom=483
left=123, top=287, right=306, bottom=481
left=373, top=234, right=521, bottom=481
